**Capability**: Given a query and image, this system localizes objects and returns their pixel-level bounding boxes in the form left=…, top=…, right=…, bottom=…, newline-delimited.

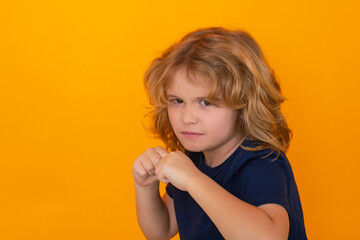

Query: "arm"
left=133, top=147, right=178, bottom=240
left=187, top=173, right=289, bottom=240
left=156, top=151, right=289, bottom=240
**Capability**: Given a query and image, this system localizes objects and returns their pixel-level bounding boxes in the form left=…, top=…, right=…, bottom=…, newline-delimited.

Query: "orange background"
left=1, top=0, right=359, bottom=239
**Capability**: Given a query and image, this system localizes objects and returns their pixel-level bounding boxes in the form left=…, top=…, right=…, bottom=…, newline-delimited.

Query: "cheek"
left=209, top=110, right=236, bottom=126
left=167, top=108, right=177, bottom=126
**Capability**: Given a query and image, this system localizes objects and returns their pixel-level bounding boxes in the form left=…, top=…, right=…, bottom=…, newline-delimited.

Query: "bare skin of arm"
left=156, top=151, right=289, bottom=240
left=133, top=147, right=178, bottom=240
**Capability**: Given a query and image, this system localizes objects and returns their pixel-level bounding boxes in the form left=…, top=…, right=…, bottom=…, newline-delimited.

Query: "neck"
left=203, top=135, right=245, bottom=167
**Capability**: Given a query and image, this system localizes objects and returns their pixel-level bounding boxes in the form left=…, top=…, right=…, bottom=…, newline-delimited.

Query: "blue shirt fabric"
left=166, top=143, right=307, bottom=240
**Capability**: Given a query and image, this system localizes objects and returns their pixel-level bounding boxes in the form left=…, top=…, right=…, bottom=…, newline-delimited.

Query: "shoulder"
left=236, top=139, right=291, bottom=177
left=243, top=150, right=289, bottom=172
left=233, top=149, right=292, bottom=210
left=240, top=149, right=291, bottom=188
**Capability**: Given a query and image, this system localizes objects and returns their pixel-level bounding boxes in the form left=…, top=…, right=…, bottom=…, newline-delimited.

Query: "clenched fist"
left=132, top=146, right=168, bottom=187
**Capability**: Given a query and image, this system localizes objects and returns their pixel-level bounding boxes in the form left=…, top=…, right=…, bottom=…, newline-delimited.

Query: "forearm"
left=187, top=174, right=288, bottom=240
left=134, top=182, right=172, bottom=240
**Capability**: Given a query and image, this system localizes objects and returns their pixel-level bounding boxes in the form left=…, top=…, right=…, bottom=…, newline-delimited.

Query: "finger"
left=148, top=149, right=166, bottom=166
left=141, top=159, right=156, bottom=176
left=133, top=162, right=150, bottom=178
left=158, top=176, right=169, bottom=184
left=155, top=161, right=169, bottom=184
left=154, top=159, right=162, bottom=176
left=154, top=146, right=169, bottom=158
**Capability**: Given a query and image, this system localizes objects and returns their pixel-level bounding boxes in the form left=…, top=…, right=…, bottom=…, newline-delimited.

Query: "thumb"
left=158, top=175, right=169, bottom=184
left=155, top=160, right=169, bottom=184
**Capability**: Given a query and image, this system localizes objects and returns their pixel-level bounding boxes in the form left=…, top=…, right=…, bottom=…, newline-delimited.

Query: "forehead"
left=166, top=69, right=211, bottom=96
left=166, top=70, right=211, bottom=99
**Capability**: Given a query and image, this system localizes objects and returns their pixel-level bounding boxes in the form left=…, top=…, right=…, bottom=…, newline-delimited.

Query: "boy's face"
left=166, top=69, right=242, bottom=164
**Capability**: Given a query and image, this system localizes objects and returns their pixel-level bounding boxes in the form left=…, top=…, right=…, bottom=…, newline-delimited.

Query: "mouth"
left=181, top=131, right=204, bottom=138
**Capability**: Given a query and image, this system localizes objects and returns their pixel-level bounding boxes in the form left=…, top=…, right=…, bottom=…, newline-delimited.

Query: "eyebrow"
left=166, top=94, right=210, bottom=101
left=166, top=94, right=179, bottom=98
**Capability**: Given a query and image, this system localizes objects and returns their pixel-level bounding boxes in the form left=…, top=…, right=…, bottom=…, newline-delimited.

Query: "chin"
left=181, top=143, right=205, bottom=153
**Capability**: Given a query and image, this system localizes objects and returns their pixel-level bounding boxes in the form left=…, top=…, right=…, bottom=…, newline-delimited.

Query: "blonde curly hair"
left=144, top=27, right=292, bottom=154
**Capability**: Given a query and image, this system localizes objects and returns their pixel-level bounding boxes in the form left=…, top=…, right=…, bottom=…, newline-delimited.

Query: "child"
left=133, top=27, right=307, bottom=240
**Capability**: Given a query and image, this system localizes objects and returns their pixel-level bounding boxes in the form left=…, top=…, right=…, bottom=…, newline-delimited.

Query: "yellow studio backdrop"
left=0, top=0, right=359, bottom=239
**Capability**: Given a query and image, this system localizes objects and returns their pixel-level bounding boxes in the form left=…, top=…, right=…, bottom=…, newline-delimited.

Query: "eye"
left=171, top=99, right=183, bottom=104
left=199, top=100, right=212, bottom=106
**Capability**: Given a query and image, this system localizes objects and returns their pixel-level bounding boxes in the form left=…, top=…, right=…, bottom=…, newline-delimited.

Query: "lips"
left=181, top=131, right=204, bottom=138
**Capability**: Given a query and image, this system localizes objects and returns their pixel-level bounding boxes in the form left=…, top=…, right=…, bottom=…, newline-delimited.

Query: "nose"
left=182, top=105, right=198, bottom=125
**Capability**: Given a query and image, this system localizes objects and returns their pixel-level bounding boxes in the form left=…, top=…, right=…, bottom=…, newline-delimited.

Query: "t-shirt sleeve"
left=166, top=182, right=174, bottom=199
left=237, top=157, right=291, bottom=218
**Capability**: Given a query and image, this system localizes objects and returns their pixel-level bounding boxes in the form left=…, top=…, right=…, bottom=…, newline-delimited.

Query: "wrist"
left=134, top=180, right=159, bottom=192
left=185, top=170, right=207, bottom=193
left=134, top=181, right=162, bottom=203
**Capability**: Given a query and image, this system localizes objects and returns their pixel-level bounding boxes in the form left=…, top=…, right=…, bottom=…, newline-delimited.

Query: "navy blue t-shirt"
left=166, top=143, right=307, bottom=240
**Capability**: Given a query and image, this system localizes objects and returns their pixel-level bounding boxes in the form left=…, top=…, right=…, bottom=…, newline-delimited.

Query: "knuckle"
left=136, top=168, right=148, bottom=177
left=144, top=148, right=153, bottom=154
left=139, top=172, right=148, bottom=178
left=142, top=161, right=153, bottom=170
left=154, top=146, right=163, bottom=151
left=167, top=151, right=177, bottom=157
left=145, top=165, right=155, bottom=173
